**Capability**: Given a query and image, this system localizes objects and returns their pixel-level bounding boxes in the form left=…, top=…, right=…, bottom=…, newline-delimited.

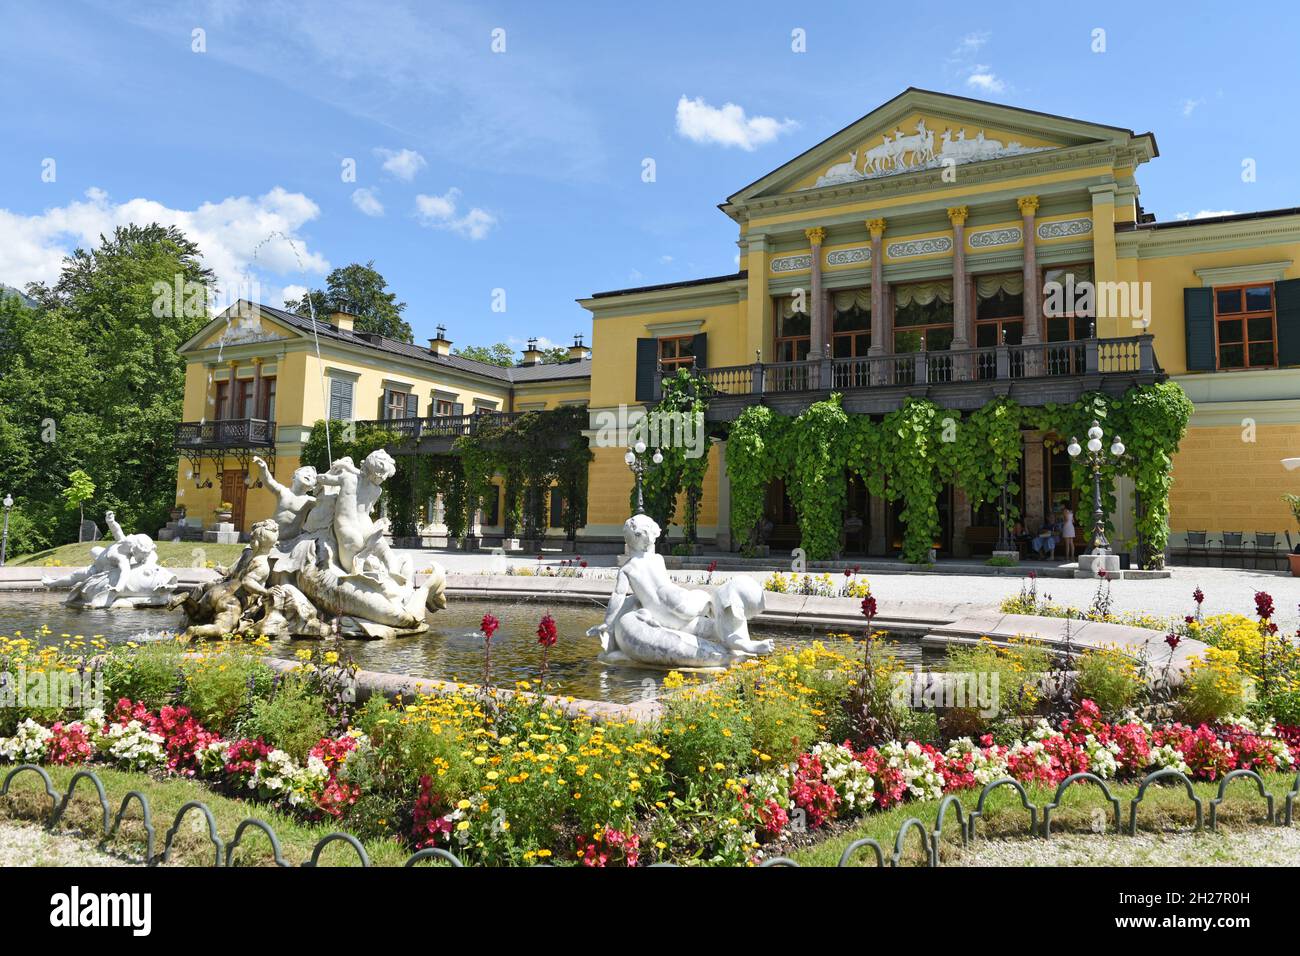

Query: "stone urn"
left=214, top=505, right=234, bottom=523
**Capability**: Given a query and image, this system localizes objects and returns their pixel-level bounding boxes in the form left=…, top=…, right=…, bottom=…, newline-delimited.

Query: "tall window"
left=1215, top=284, right=1276, bottom=369
left=384, top=388, right=415, bottom=419
left=974, top=274, right=1024, bottom=347
left=259, top=377, right=276, bottom=421
left=774, top=301, right=811, bottom=362
left=831, top=292, right=871, bottom=358
left=1042, top=264, right=1095, bottom=342
left=893, top=281, right=953, bottom=352
left=658, top=335, right=696, bottom=371
left=214, top=380, right=230, bottom=420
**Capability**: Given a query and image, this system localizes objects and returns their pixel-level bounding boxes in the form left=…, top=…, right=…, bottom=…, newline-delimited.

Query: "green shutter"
left=635, top=338, right=657, bottom=402
left=1183, top=287, right=1215, bottom=371
left=692, top=332, right=708, bottom=370
left=1276, top=278, right=1300, bottom=367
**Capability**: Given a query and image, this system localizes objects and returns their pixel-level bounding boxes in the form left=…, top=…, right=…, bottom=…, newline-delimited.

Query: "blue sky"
left=2, top=0, right=1298, bottom=353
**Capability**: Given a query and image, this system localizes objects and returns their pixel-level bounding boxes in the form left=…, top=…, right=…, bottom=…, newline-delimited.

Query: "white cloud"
left=280, top=284, right=309, bottom=306
left=1175, top=210, right=1237, bottom=221
left=675, top=95, right=798, bottom=151
left=659, top=254, right=674, bottom=264
left=413, top=188, right=496, bottom=240
left=1181, top=98, right=1204, bottom=117
left=351, top=187, right=384, bottom=217
left=0, top=186, right=329, bottom=301
left=966, top=68, right=1005, bottom=94
left=954, top=31, right=991, bottom=55
left=374, top=147, right=427, bottom=181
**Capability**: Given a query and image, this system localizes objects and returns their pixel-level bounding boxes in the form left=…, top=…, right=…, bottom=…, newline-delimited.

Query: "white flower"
left=0, top=718, right=54, bottom=762
left=1149, top=744, right=1190, bottom=775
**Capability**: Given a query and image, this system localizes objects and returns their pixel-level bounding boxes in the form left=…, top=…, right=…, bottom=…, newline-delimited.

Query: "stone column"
left=714, top=438, right=732, bottom=551
left=1023, top=430, right=1045, bottom=523
left=866, top=218, right=887, bottom=355
left=805, top=227, right=827, bottom=358
left=1018, top=196, right=1041, bottom=343
left=947, top=207, right=970, bottom=349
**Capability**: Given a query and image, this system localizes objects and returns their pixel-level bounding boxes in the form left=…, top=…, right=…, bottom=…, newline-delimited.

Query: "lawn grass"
left=788, top=770, right=1298, bottom=867
left=0, top=764, right=413, bottom=867
left=11, top=541, right=246, bottom=569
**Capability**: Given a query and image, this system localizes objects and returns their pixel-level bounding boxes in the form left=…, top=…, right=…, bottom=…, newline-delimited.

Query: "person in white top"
left=1061, top=505, right=1076, bottom=560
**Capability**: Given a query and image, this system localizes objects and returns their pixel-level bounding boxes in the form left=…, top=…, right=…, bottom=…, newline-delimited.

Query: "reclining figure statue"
left=44, top=511, right=177, bottom=609
left=586, top=514, right=773, bottom=669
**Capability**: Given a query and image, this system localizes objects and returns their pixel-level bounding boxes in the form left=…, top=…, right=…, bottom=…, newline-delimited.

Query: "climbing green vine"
left=725, top=382, right=1192, bottom=567
left=638, top=369, right=713, bottom=545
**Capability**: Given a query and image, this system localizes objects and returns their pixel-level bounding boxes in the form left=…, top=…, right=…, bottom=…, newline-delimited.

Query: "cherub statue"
left=315, top=449, right=409, bottom=582
left=252, top=455, right=317, bottom=541
left=171, top=519, right=278, bottom=639
left=587, top=514, right=772, bottom=669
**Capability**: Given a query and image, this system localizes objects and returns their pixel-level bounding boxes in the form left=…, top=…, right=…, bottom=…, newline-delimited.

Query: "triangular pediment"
left=180, top=301, right=300, bottom=353
left=728, top=88, right=1154, bottom=205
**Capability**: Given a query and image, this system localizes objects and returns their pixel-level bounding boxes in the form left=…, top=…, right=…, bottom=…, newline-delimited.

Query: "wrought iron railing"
left=356, top=411, right=522, bottom=441
left=676, top=335, right=1156, bottom=400
left=174, top=418, right=276, bottom=449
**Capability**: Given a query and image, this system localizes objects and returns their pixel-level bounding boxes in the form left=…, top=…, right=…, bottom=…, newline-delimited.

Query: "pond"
left=1, top=591, right=932, bottom=704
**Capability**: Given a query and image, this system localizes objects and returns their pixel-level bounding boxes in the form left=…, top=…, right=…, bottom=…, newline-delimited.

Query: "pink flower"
left=480, top=613, right=500, bottom=641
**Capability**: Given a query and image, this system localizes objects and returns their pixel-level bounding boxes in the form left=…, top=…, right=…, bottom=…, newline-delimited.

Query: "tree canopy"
left=285, top=260, right=412, bottom=342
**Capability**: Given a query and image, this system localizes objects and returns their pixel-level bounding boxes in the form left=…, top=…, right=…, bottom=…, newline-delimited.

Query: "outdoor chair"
left=1218, top=531, right=1246, bottom=568
left=1252, top=532, right=1279, bottom=571
left=1178, top=530, right=1210, bottom=567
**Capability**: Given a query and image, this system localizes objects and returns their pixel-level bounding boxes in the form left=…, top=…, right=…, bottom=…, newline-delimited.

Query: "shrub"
left=102, top=641, right=185, bottom=710
left=1073, top=646, right=1144, bottom=719
left=945, top=638, right=1052, bottom=724
left=241, top=674, right=332, bottom=762
left=180, top=647, right=273, bottom=734
left=661, top=684, right=753, bottom=780
left=1178, top=647, right=1248, bottom=725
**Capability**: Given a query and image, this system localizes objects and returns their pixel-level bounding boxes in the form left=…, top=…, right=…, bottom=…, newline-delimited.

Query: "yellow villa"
left=172, top=88, right=1300, bottom=569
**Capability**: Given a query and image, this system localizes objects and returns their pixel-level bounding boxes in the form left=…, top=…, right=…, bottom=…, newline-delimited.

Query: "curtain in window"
left=893, top=280, right=953, bottom=308
left=775, top=294, right=810, bottom=319
left=975, top=272, right=1025, bottom=300
left=831, top=288, right=872, bottom=312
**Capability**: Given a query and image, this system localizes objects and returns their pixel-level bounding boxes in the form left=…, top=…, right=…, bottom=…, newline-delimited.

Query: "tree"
left=453, top=343, right=515, bottom=367
left=286, top=260, right=412, bottom=342
left=2, top=223, right=212, bottom=550
left=62, top=469, right=96, bottom=538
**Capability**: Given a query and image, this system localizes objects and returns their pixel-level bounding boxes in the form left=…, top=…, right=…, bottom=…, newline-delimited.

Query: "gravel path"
left=955, top=826, right=1300, bottom=867
left=0, top=822, right=134, bottom=867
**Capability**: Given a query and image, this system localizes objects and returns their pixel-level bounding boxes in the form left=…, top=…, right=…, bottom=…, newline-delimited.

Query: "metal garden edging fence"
left=2, top=764, right=1298, bottom=868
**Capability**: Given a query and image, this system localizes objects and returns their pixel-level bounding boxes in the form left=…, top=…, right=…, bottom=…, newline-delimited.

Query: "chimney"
left=567, top=333, right=589, bottom=362
left=429, top=324, right=452, bottom=357
left=520, top=336, right=544, bottom=366
left=328, top=310, right=356, bottom=332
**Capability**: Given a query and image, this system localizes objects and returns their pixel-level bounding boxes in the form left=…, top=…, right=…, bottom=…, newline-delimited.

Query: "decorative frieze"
left=770, top=253, right=813, bottom=273
left=886, top=236, right=953, bottom=259
left=1037, top=217, right=1093, bottom=241
left=826, top=246, right=872, bottom=266
left=968, top=226, right=1022, bottom=249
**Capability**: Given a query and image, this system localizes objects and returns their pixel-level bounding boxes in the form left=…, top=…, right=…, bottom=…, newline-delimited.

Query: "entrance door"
left=842, top=471, right=870, bottom=555
left=888, top=484, right=954, bottom=556
left=221, top=470, right=248, bottom=532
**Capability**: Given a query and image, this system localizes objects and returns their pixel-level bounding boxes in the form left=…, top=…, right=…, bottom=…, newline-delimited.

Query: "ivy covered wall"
left=725, top=382, right=1193, bottom=567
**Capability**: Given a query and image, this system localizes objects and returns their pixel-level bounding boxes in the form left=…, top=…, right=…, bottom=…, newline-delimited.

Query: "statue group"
left=43, top=511, right=178, bottom=609
left=171, top=450, right=447, bottom=640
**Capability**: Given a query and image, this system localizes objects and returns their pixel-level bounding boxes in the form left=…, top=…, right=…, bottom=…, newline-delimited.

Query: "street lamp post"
left=624, top=441, right=663, bottom=516
left=1067, top=420, right=1125, bottom=556
left=1, top=494, right=12, bottom=567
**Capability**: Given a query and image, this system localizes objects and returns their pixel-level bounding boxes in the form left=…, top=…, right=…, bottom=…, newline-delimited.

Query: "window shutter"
left=1276, top=278, right=1300, bottom=367
left=452, top=402, right=464, bottom=417
left=379, top=392, right=389, bottom=420
left=691, top=332, right=708, bottom=370
left=329, top=379, right=354, bottom=421
left=1183, top=287, right=1215, bottom=371
left=635, top=338, right=657, bottom=402
left=407, top=392, right=419, bottom=417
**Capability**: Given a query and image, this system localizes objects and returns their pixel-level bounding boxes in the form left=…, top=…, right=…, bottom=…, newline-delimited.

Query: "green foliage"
left=242, top=675, right=333, bottom=761
left=784, top=396, right=850, bottom=560
left=61, top=469, right=96, bottom=516
left=286, top=260, right=412, bottom=342
left=452, top=342, right=516, bottom=366
left=1074, top=647, right=1145, bottom=719
left=102, top=643, right=185, bottom=711
left=180, top=652, right=274, bottom=735
left=640, top=369, right=712, bottom=543
left=0, top=224, right=212, bottom=553
left=720, top=405, right=781, bottom=553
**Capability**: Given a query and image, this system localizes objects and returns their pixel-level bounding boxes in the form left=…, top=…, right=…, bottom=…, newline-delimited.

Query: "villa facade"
left=172, top=88, right=1300, bottom=563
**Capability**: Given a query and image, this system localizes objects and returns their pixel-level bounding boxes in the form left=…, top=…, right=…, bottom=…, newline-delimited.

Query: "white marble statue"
left=174, top=449, right=445, bottom=640
left=44, top=511, right=178, bottom=608
left=587, top=514, right=772, bottom=669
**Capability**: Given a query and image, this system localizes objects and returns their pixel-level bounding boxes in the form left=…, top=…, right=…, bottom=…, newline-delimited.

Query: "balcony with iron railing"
left=174, top=418, right=277, bottom=450
left=353, top=411, right=524, bottom=453
left=661, top=335, right=1161, bottom=419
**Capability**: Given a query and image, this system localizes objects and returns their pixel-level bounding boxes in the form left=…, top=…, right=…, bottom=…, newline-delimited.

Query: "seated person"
left=1012, top=520, right=1033, bottom=555
left=1031, top=519, right=1060, bottom=559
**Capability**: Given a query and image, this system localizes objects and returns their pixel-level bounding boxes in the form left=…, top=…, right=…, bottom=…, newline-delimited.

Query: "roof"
left=1115, top=206, right=1300, bottom=233
left=588, top=271, right=748, bottom=300
left=220, top=302, right=591, bottom=383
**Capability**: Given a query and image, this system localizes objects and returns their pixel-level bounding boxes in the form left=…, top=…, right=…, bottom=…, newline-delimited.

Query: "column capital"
left=946, top=206, right=969, bottom=227
left=804, top=226, right=826, bottom=246
left=1017, top=195, right=1040, bottom=216
left=866, top=218, right=886, bottom=239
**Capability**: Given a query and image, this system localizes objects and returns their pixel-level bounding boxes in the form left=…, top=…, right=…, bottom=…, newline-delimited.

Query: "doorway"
left=887, top=484, right=953, bottom=556
left=221, top=470, right=248, bottom=532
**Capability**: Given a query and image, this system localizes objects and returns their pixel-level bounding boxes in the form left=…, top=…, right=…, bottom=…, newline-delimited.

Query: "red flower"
left=706, top=560, right=717, bottom=574
left=1165, top=633, right=1182, bottom=650
left=860, top=595, right=877, bottom=620
left=537, top=613, right=558, bottom=648
left=1097, top=569, right=1108, bottom=579
left=1184, top=615, right=1195, bottom=625
left=1255, top=590, right=1275, bottom=620
left=480, top=613, right=500, bottom=641
left=843, top=569, right=852, bottom=578
left=1192, top=587, right=1204, bottom=606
